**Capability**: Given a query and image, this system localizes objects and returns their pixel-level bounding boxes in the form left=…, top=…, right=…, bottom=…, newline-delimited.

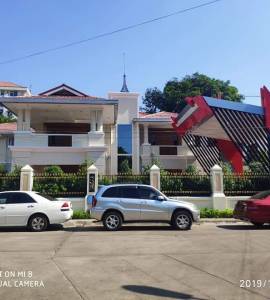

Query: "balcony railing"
left=141, top=145, right=193, bottom=157
left=13, top=131, right=105, bottom=148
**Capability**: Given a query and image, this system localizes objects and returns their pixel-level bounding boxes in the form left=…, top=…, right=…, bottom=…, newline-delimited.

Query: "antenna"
left=120, top=52, right=129, bottom=93
left=123, top=52, right=126, bottom=75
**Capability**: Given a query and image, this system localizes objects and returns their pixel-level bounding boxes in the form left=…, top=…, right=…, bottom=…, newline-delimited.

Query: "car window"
left=0, top=193, right=8, bottom=204
left=251, top=190, right=270, bottom=200
left=139, top=187, right=159, bottom=200
left=102, top=187, right=119, bottom=198
left=118, top=186, right=140, bottom=199
left=6, top=193, right=36, bottom=204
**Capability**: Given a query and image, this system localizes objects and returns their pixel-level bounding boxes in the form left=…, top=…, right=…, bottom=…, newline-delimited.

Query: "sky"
left=1, top=0, right=269, bottom=107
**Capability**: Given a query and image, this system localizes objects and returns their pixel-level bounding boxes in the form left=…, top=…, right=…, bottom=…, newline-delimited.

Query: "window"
left=48, top=135, right=72, bottom=147
left=139, top=187, right=160, bottom=200
left=118, top=124, right=132, bottom=173
left=0, top=90, right=5, bottom=96
left=102, top=187, right=119, bottom=198
left=0, top=193, right=8, bottom=204
left=6, top=193, right=36, bottom=204
left=118, top=186, right=140, bottom=199
left=9, top=91, right=18, bottom=96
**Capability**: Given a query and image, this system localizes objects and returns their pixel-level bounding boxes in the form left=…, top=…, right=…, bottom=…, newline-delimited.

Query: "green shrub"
left=72, top=210, right=91, bottom=219
left=200, top=208, right=233, bottom=218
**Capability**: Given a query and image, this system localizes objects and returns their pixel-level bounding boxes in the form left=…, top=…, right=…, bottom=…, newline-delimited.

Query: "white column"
left=20, top=164, right=33, bottom=191
left=143, top=124, right=150, bottom=145
left=90, top=110, right=96, bottom=132
left=17, top=109, right=23, bottom=131
left=85, top=164, right=98, bottom=211
left=150, top=164, right=160, bottom=190
left=132, top=122, right=140, bottom=174
left=23, top=109, right=31, bottom=131
left=110, top=125, right=118, bottom=175
left=96, top=110, right=103, bottom=132
left=211, top=164, right=226, bottom=209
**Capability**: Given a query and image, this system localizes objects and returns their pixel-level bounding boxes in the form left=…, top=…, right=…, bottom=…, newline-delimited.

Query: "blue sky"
left=1, top=0, right=269, bottom=107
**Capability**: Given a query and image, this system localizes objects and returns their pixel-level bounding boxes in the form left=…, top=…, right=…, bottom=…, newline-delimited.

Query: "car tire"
left=251, top=222, right=264, bottom=228
left=172, top=210, right=192, bottom=230
left=28, top=214, right=48, bottom=232
left=103, top=211, right=123, bottom=231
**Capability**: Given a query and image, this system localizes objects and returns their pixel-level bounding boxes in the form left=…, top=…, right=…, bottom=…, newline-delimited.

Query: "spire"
left=120, top=73, right=129, bottom=92
left=120, top=52, right=129, bottom=92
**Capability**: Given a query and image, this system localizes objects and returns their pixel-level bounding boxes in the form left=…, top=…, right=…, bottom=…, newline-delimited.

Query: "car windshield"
left=36, top=193, right=58, bottom=201
left=250, top=190, right=270, bottom=200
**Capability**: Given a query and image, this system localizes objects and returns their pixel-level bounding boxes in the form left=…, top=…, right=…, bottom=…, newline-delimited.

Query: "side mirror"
left=157, top=195, right=165, bottom=201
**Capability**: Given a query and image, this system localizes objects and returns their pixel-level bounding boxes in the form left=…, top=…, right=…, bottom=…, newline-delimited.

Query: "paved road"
left=0, top=222, right=270, bottom=300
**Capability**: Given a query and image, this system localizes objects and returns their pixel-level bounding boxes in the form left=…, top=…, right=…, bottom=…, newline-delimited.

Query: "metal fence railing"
left=224, top=173, right=270, bottom=196
left=99, top=174, right=150, bottom=185
left=161, top=173, right=211, bottom=196
left=0, top=174, right=20, bottom=192
left=33, top=173, right=86, bottom=198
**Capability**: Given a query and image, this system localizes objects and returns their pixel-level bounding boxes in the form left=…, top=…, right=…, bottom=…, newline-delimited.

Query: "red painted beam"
left=216, top=139, right=243, bottom=173
left=260, top=86, right=270, bottom=130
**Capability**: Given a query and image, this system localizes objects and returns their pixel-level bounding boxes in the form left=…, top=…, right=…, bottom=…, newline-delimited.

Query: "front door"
left=139, top=186, right=169, bottom=221
left=0, top=193, right=8, bottom=225
left=5, top=193, right=37, bottom=226
left=118, top=186, right=141, bottom=221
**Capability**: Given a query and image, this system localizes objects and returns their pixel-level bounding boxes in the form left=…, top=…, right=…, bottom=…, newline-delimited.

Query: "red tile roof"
left=0, top=81, right=25, bottom=88
left=0, top=122, right=17, bottom=132
left=139, top=111, right=177, bottom=119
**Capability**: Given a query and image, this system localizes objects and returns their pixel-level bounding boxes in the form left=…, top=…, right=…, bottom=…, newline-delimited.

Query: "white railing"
left=141, top=145, right=193, bottom=157
left=13, top=131, right=105, bottom=148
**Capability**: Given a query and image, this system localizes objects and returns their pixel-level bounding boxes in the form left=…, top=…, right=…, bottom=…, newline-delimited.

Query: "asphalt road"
left=0, top=222, right=270, bottom=300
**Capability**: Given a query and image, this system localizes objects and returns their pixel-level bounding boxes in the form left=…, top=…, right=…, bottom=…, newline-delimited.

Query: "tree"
left=142, top=73, right=244, bottom=113
left=0, top=114, right=16, bottom=123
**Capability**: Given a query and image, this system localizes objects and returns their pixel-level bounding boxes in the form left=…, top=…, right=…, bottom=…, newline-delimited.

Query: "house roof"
left=0, top=81, right=26, bottom=88
left=39, top=83, right=90, bottom=97
left=0, top=122, right=17, bottom=133
left=138, top=111, right=178, bottom=119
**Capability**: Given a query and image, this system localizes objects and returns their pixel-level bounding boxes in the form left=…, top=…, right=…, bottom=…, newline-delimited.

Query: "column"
left=211, top=164, right=226, bottom=209
left=17, top=109, right=23, bottom=131
left=132, top=122, right=140, bottom=174
left=110, top=125, right=118, bottom=175
left=85, top=164, right=98, bottom=211
left=96, top=110, right=103, bottom=132
left=143, top=124, right=150, bottom=145
left=20, top=164, right=34, bottom=191
left=90, top=110, right=96, bottom=132
left=150, top=164, right=160, bottom=190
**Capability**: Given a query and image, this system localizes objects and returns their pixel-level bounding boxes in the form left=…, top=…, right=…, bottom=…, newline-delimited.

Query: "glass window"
left=6, top=193, right=36, bottom=204
left=118, top=125, right=132, bottom=154
left=118, top=186, right=139, bottom=199
left=9, top=91, right=18, bottom=96
left=118, top=156, right=132, bottom=173
left=0, top=193, right=8, bottom=204
left=139, top=187, right=160, bottom=200
left=102, top=187, right=119, bottom=198
left=48, top=135, right=72, bottom=147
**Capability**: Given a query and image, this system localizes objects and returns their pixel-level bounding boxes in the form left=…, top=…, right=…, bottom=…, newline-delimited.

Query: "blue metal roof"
left=204, top=96, right=263, bottom=115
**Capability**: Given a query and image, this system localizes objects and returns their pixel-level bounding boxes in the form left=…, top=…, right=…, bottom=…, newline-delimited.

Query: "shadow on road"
left=218, top=224, right=270, bottom=230
left=0, top=224, right=63, bottom=233
left=64, top=224, right=174, bottom=232
left=122, top=285, right=207, bottom=300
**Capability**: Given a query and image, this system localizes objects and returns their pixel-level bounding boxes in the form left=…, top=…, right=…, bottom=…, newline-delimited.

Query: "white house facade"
left=0, top=80, right=196, bottom=174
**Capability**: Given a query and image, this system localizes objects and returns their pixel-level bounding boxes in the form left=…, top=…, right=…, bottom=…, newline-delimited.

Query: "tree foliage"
left=142, top=73, right=244, bottom=113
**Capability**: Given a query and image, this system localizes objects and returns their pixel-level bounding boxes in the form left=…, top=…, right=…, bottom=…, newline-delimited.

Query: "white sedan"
left=0, top=191, right=73, bottom=231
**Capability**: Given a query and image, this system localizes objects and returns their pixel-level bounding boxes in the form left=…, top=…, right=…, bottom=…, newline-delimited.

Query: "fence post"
left=85, top=164, right=99, bottom=211
left=150, top=164, right=160, bottom=190
left=210, top=164, right=226, bottom=209
left=20, top=165, right=34, bottom=191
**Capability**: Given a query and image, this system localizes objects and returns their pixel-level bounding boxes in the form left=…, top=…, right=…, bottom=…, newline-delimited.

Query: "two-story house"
left=0, top=79, right=196, bottom=174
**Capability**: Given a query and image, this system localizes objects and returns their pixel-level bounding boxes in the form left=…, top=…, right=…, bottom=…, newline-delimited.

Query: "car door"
left=118, top=186, right=141, bottom=221
left=5, top=192, right=37, bottom=226
left=0, top=193, right=8, bottom=225
left=139, top=186, right=169, bottom=221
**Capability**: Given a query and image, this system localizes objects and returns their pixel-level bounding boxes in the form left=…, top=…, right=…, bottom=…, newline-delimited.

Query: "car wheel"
left=251, top=222, right=264, bottom=228
left=103, top=211, right=122, bottom=231
left=28, top=214, right=48, bottom=232
left=172, top=210, right=192, bottom=230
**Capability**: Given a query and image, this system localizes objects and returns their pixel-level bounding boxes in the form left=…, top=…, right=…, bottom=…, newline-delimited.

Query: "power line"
left=0, top=0, right=222, bottom=65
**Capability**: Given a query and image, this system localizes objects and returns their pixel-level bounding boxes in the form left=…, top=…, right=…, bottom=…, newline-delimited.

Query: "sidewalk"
left=65, top=218, right=246, bottom=227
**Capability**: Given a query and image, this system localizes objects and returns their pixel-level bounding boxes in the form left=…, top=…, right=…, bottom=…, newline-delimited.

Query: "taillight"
left=92, top=196, right=97, bottom=208
left=61, top=202, right=70, bottom=211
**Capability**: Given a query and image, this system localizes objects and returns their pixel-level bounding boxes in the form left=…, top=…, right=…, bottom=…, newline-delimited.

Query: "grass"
left=200, top=208, right=233, bottom=218
left=72, top=210, right=91, bottom=219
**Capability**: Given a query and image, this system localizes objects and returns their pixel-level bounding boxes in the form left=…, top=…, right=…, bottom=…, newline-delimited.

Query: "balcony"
left=12, top=131, right=105, bottom=150
left=141, top=144, right=193, bottom=157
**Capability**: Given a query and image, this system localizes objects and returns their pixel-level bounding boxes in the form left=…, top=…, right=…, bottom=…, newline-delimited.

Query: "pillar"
left=210, top=164, right=226, bottom=209
left=150, top=164, right=160, bottom=190
left=20, top=164, right=33, bottom=191
left=85, top=164, right=98, bottom=211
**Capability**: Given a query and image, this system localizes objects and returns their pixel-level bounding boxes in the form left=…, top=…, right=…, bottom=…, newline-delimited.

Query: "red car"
left=234, top=190, right=270, bottom=227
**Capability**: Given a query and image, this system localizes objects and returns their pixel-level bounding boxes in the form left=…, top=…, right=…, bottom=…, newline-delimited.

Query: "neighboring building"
left=0, top=79, right=196, bottom=173
left=0, top=81, right=31, bottom=116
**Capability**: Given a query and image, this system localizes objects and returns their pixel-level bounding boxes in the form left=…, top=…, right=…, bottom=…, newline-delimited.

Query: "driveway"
left=0, top=222, right=270, bottom=300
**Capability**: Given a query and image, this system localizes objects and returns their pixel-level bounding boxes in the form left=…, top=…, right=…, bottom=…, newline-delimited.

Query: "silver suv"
left=90, top=184, right=200, bottom=231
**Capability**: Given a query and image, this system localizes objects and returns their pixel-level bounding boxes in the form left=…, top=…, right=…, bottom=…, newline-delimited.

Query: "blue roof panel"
left=204, top=97, right=263, bottom=115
